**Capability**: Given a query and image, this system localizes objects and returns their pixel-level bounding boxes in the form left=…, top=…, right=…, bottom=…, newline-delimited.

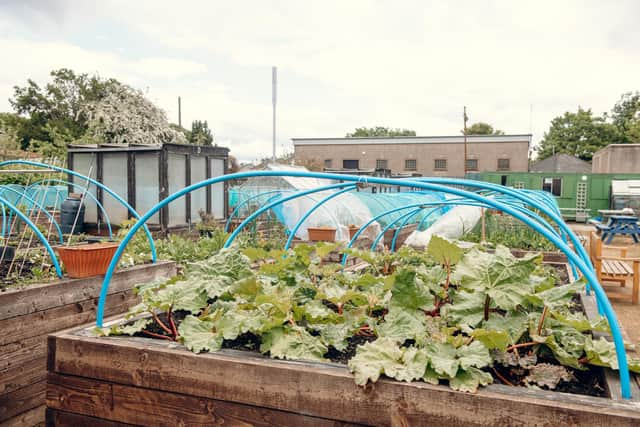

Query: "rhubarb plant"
left=99, top=237, right=640, bottom=394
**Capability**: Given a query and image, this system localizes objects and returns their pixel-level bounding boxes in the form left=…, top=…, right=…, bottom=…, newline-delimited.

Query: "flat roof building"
left=592, top=144, right=640, bottom=174
left=292, top=134, right=531, bottom=177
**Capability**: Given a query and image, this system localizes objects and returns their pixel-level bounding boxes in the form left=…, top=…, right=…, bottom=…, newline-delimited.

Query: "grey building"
left=592, top=144, right=640, bottom=173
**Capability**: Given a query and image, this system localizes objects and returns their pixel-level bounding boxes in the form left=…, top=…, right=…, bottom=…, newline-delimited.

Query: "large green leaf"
left=348, top=338, right=404, bottom=385
left=390, top=268, right=436, bottom=311
left=260, top=326, right=327, bottom=362
left=457, top=341, right=492, bottom=370
left=375, top=305, right=426, bottom=342
left=428, top=235, right=463, bottom=266
left=452, top=246, right=539, bottom=310
left=423, top=342, right=459, bottom=378
left=178, top=315, right=222, bottom=354
left=441, top=290, right=486, bottom=327
left=449, top=367, right=493, bottom=393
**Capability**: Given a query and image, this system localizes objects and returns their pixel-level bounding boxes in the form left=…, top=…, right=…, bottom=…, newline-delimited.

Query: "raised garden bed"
left=44, top=242, right=640, bottom=425
left=46, top=308, right=640, bottom=426
left=0, top=261, right=177, bottom=426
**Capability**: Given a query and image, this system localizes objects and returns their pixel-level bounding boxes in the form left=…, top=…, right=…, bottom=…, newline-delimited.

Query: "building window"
left=324, top=159, right=332, bottom=168
left=497, top=158, right=510, bottom=171
left=405, top=159, right=417, bottom=171
left=376, top=159, right=388, bottom=170
left=514, top=181, right=525, bottom=189
left=434, top=159, right=447, bottom=171
left=466, top=159, right=478, bottom=171
left=542, top=177, right=562, bottom=196
left=342, top=159, right=359, bottom=169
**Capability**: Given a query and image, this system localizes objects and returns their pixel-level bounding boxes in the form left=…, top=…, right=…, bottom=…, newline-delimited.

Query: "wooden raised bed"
left=45, top=261, right=640, bottom=426
left=46, top=316, right=640, bottom=427
left=0, top=261, right=177, bottom=426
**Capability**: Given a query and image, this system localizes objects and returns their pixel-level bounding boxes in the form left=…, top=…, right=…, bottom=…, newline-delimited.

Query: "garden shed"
left=67, top=143, right=229, bottom=229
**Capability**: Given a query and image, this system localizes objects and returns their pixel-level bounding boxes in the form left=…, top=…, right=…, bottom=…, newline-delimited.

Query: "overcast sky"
left=1, top=1, right=639, bottom=162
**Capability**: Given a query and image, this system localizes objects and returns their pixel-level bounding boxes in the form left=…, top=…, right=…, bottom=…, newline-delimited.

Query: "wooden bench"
left=589, top=231, right=639, bottom=304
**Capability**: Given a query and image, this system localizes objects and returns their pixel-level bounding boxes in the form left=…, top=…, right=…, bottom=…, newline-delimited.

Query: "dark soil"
left=0, top=258, right=37, bottom=290
left=492, top=354, right=607, bottom=398
left=326, top=335, right=377, bottom=364
left=222, top=332, right=262, bottom=351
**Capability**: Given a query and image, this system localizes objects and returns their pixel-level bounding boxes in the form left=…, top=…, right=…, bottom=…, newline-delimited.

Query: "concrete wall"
left=293, top=136, right=530, bottom=177
left=593, top=145, right=640, bottom=173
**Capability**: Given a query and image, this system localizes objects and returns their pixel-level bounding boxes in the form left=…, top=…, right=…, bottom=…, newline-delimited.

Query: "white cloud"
left=1, top=1, right=639, bottom=161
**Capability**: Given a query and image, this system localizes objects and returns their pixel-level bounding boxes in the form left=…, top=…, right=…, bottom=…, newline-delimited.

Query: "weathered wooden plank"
left=0, top=261, right=176, bottom=321
left=47, top=373, right=361, bottom=427
left=0, top=355, right=45, bottom=395
left=45, top=409, right=136, bottom=427
left=0, top=404, right=44, bottom=427
left=0, top=290, right=136, bottom=346
left=0, top=380, right=45, bottom=422
left=0, top=335, right=45, bottom=372
left=49, top=331, right=640, bottom=426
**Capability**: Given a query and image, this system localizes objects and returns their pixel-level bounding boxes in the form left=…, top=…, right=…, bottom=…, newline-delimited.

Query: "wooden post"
left=481, top=207, right=486, bottom=244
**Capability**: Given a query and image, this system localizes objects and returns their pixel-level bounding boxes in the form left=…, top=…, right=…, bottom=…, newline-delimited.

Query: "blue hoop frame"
left=94, top=171, right=632, bottom=399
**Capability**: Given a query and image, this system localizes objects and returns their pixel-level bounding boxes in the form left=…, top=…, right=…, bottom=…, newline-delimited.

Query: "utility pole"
left=463, top=106, right=468, bottom=175
left=272, top=66, right=277, bottom=162
left=178, top=96, right=182, bottom=128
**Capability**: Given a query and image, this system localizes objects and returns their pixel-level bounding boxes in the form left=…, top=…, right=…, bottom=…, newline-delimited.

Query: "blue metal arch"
left=94, top=171, right=632, bottom=398
left=0, top=160, right=156, bottom=262
left=223, top=182, right=356, bottom=249
left=26, top=178, right=114, bottom=240
left=411, top=177, right=589, bottom=270
left=225, top=189, right=288, bottom=232
left=0, top=195, right=62, bottom=277
left=0, top=185, right=64, bottom=243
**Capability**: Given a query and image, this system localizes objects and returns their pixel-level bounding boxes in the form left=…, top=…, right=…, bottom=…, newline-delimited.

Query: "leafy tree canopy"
left=346, top=126, right=416, bottom=137
left=189, top=120, right=214, bottom=145
left=536, top=108, right=622, bottom=161
left=10, top=68, right=120, bottom=151
left=464, top=122, right=504, bottom=135
left=609, top=91, right=640, bottom=143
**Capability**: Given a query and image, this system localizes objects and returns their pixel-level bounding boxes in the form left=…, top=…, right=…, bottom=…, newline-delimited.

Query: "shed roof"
left=529, top=153, right=591, bottom=173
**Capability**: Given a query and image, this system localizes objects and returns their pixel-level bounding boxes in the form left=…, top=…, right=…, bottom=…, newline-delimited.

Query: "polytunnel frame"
left=340, top=197, right=562, bottom=262
left=225, top=189, right=289, bottom=232
left=283, top=185, right=358, bottom=250
left=0, top=185, right=64, bottom=243
left=26, top=178, right=114, bottom=240
left=223, top=182, right=358, bottom=249
left=0, top=194, right=62, bottom=277
left=0, top=160, right=157, bottom=262
left=94, top=170, right=633, bottom=399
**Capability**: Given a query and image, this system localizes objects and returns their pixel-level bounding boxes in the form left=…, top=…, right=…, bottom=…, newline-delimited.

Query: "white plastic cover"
left=404, top=204, right=483, bottom=247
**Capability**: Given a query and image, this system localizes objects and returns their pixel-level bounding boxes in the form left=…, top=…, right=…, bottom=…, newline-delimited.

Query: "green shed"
left=471, top=171, right=640, bottom=220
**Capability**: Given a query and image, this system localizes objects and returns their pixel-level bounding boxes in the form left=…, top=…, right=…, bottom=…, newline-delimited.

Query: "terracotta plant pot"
left=348, top=225, right=361, bottom=240
left=307, top=227, right=337, bottom=242
left=56, top=242, right=119, bottom=278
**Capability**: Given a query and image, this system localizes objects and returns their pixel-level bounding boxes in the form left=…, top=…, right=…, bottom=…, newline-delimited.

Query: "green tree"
left=189, top=120, right=214, bottom=145
left=346, top=126, right=416, bottom=137
left=10, top=68, right=119, bottom=149
left=537, top=108, right=621, bottom=161
left=609, top=91, right=640, bottom=143
left=464, top=122, right=505, bottom=135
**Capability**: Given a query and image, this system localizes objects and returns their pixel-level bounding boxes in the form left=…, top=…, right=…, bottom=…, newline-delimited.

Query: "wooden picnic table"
left=596, top=214, right=640, bottom=244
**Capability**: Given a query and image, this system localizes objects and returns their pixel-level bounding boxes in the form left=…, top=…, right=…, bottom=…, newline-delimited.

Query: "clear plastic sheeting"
left=353, top=191, right=450, bottom=228
left=405, top=204, right=484, bottom=247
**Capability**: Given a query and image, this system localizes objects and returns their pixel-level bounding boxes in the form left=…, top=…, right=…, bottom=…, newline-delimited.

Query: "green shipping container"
left=471, top=171, right=640, bottom=219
